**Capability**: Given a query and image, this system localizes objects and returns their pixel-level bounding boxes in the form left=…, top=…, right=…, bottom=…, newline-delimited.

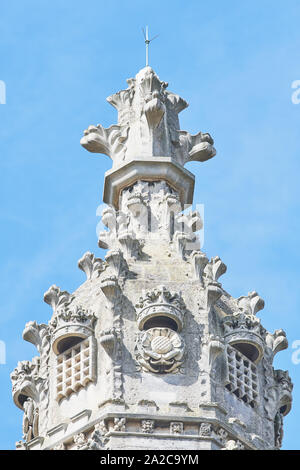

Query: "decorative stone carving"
left=178, top=130, right=216, bottom=165
left=194, top=255, right=227, bottom=311
left=265, top=329, right=288, bottom=358
left=86, top=422, right=108, bottom=450
left=199, top=423, right=212, bottom=437
left=81, top=66, right=215, bottom=170
left=82, top=66, right=215, bottom=208
left=274, top=370, right=293, bottom=416
left=216, top=427, right=229, bottom=445
left=135, top=327, right=185, bottom=374
left=237, top=291, right=264, bottom=316
left=80, top=124, right=129, bottom=167
left=43, top=285, right=74, bottom=314
left=78, top=251, right=104, bottom=280
left=204, top=256, right=227, bottom=284
left=49, top=304, right=96, bottom=355
left=113, top=418, right=126, bottom=432
left=11, top=359, right=39, bottom=410
left=223, top=292, right=266, bottom=364
left=12, top=63, right=294, bottom=452
left=118, top=230, right=144, bottom=259
left=208, top=335, right=225, bottom=365
left=222, top=439, right=245, bottom=450
left=99, top=327, right=119, bottom=356
left=135, top=285, right=186, bottom=331
left=105, top=249, right=128, bottom=277
left=21, top=322, right=51, bottom=436
left=141, top=420, right=155, bottom=434
left=192, top=251, right=209, bottom=286
left=23, top=398, right=39, bottom=442
left=73, top=432, right=87, bottom=450
left=170, top=422, right=183, bottom=435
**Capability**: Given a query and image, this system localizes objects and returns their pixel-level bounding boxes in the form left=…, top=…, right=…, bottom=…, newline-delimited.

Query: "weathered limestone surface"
left=11, top=66, right=292, bottom=451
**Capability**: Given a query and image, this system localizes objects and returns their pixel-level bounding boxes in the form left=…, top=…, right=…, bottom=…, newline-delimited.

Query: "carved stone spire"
left=81, top=66, right=216, bottom=208
left=11, top=64, right=293, bottom=452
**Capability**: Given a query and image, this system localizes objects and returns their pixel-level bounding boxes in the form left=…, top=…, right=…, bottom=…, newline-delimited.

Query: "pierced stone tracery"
left=55, top=336, right=96, bottom=402
left=225, top=345, right=258, bottom=408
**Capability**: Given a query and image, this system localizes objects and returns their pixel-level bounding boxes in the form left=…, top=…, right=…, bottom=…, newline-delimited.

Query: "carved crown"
left=49, top=305, right=97, bottom=354
left=135, top=286, right=186, bottom=331
left=223, top=292, right=265, bottom=363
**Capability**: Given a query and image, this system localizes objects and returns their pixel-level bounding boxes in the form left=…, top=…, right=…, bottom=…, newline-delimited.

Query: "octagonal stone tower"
left=11, top=66, right=293, bottom=450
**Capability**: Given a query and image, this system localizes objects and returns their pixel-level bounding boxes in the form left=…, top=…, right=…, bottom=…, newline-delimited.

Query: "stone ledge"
left=103, top=157, right=195, bottom=209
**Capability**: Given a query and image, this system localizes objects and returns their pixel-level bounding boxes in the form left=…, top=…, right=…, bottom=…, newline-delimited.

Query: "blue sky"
left=0, top=0, right=299, bottom=450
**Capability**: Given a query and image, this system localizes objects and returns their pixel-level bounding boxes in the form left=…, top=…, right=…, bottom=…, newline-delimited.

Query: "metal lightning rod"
left=142, top=26, right=158, bottom=67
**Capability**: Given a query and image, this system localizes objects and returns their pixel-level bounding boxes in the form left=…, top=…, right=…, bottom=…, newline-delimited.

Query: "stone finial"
left=237, top=291, right=265, bottom=316
left=81, top=66, right=216, bottom=167
left=78, top=251, right=104, bottom=280
left=81, top=66, right=216, bottom=208
left=43, top=285, right=73, bottom=313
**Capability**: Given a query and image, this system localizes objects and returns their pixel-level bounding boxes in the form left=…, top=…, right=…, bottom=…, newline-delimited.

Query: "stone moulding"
left=103, top=157, right=195, bottom=209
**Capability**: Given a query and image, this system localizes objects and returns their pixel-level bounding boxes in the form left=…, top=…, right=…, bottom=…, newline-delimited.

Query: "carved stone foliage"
left=49, top=305, right=96, bottom=331
left=78, top=251, right=105, bottom=280
left=170, top=422, right=184, bottom=435
left=135, top=285, right=186, bottom=331
left=192, top=253, right=226, bottom=310
left=113, top=417, right=126, bottom=432
left=141, top=420, right=155, bottom=434
left=199, top=422, right=212, bottom=437
left=43, top=285, right=74, bottom=314
left=265, top=329, right=288, bottom=359
left=71, top=421, right=109, bottom=450
left=81, top=66, right=216, bottom=170
left=135, top=327, right=185, bottom=374
left=80, top=124, right=129, bottom=167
